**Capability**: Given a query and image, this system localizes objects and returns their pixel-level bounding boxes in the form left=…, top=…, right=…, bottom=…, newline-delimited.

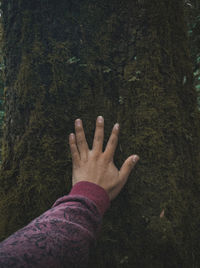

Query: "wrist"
left=69, top=181, right=110, bottom=216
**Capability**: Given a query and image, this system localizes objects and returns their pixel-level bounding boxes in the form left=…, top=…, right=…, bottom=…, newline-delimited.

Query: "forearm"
left=0, top=181, right=110, bottom=268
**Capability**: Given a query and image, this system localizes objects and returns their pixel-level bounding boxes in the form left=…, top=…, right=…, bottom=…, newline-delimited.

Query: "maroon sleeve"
left=0, top=181, right=110, bottom=268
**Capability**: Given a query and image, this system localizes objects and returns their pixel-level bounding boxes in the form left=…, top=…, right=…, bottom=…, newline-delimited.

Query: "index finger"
left=103, top=123, right=119, bottom=161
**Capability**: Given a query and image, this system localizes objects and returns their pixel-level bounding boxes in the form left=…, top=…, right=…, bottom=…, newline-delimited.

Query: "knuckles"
left=70, top=147, right=77, bottom=154
left=77, top=139, right=85, bottom=146
left=94, top=135, right=103, bottom=142
left=110, top=137, right=117, bottom=145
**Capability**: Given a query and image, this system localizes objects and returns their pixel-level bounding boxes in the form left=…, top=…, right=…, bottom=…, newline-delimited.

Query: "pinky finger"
left=69, top=133, right=80, bottom=165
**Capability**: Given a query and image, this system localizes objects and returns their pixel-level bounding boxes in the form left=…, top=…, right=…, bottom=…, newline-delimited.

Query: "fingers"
left=69, top=133, right=80, bottom=165
left=75, top=119, right=89, bottom=158
left=119, top=155, right=139, bottom=185
left=92, top=116, right=104, bottom=153
left=104, top=123, right=119, bottom=161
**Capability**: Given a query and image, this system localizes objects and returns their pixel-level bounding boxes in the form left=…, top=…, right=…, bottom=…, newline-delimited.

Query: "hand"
left=69, top=116, right=139, bottom=201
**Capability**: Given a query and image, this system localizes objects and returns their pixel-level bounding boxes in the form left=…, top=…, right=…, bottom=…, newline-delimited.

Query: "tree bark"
left=0, top=0, right=200, bottom=267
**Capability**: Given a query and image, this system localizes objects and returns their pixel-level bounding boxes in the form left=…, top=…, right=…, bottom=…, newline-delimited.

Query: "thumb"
left=119, top=155, right=139, bottom=185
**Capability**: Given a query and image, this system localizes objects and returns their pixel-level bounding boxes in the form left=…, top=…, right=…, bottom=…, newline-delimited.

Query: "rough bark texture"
left=0, top=0, right=200, bottom=267
left=0, top=20, right=4, bottom=161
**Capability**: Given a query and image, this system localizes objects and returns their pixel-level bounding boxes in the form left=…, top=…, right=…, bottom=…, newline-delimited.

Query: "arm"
left=0, top=116, right=139, bottom=267
left=0, top=181, right=110, bottom=268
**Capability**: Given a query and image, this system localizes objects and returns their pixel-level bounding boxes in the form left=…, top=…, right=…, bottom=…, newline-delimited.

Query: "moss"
left=0, top=0, right=200, bottom=267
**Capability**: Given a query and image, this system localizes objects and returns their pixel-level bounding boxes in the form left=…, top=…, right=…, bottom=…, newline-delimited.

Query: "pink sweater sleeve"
left=0, top=181, right=110, bottom=267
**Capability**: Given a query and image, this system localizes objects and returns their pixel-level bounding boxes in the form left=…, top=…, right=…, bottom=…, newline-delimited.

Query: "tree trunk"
left=0, top=0, right=200, bottom=267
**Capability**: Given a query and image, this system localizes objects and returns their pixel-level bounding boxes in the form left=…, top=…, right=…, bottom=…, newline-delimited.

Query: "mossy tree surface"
left=186, top=0, right=200, bottom=108
left=0, top=0, right=200, bottom=267
left=0, top=18, right=4, bottom=162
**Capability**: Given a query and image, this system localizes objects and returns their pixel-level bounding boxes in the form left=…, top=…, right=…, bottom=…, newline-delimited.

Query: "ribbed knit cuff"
left=69, top=181, right=110, bottom=216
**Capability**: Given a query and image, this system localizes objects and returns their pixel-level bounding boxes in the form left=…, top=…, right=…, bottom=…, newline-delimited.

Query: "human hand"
left=69, top=116, right=139, bottom=201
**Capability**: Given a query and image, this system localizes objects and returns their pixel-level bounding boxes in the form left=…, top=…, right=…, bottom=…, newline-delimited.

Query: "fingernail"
left=115, top=123, right=119, bottom=130
left=75, top=119, right=81, bottom=126
left=70, top=133, right=75, bottom=139
left=132, top=155, right=139, bottom=163
left=97, top=116, right=104, bottom=123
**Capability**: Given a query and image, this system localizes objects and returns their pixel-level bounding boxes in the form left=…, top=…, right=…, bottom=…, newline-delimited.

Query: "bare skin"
left=69, top=116, right=139, bottom=201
